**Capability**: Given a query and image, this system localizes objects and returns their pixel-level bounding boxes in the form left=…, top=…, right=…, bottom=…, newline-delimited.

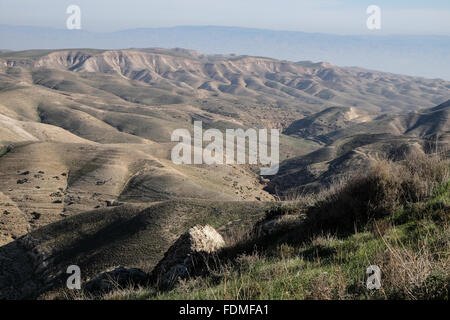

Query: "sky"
left=0, top=0, right=449, bottom=35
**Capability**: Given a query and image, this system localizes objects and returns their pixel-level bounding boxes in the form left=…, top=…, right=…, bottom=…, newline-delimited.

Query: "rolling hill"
left=0, top=48, right=448, bottom=299
left=268, top=100, right=450, bottom=195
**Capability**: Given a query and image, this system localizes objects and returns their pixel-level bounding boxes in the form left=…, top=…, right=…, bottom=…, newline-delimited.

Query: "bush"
left=305, top=153, right=450, bottom=235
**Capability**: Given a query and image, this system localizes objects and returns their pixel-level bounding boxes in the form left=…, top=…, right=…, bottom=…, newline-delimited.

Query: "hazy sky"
left=0, top=0, right=449, bottom=35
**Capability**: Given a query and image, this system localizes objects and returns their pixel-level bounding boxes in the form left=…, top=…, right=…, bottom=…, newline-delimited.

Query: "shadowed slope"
left=0, top=200, right=275, bottom=299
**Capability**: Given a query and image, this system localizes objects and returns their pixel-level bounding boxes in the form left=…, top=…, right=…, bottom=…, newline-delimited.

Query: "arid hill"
left=0, top=48, right=448, bottom=299
left=0, top=48, right=449, bottom=242
left=269, top=100, right=450, bottom=195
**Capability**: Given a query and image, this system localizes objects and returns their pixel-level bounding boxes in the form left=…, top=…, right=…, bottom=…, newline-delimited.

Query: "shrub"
left=305, top=153, right=450, bottom=235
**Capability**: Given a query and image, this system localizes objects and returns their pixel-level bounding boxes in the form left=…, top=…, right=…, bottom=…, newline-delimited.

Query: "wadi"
left=0, top=48, right=448, bottom=300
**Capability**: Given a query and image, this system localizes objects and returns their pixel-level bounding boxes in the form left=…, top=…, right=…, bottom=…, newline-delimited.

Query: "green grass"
left=0, top=145, right=8, bottom=157
left=104, top=164, right=449, bottom=300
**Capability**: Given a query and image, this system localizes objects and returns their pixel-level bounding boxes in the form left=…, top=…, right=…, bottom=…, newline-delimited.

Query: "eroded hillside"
left=0, top=49, right=449, bottom=243
left=0, top=48, right=449, bottom=299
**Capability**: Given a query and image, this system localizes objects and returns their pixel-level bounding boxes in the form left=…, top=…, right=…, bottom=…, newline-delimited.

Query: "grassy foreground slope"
left=105, top=153, right=449, bottom=300
left=0, top=199, right=277, bottom=299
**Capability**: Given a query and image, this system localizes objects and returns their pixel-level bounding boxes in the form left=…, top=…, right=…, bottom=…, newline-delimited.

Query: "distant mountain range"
left=1, top=25, right=450, bottom=80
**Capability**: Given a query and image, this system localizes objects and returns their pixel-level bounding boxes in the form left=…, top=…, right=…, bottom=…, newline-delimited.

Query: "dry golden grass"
left=302, top=152, right=450, bottom=235
left=375, top=231, right=449, bottom=299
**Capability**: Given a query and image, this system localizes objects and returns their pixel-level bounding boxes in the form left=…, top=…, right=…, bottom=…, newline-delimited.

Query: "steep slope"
left=0, top=113, right=94, bottom=144
left=270, top=101, right=450, bottom=196
left=1, top=49, right=449, bottom=130
left=0, top=48, right=448, bottom=300
left=2, top=25, right=450, bottom=80
left=317, top=100, right=450, bottom=143
left=0, top=200, right=275, bottom=299
left=283, top=106, right=373, bottom=141
left=0, top=48, right=448, bottom=244
left=0, top=141, right=273, bottom=245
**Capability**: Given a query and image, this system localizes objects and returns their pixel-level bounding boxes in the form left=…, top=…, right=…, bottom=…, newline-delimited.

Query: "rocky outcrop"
left=84, top=266, right=149, bottom=294
left=152, top=225, right=225, bottom=288
left=0, top=234, right=56, bottom=299
left=105, top=200, right=123, bottom=207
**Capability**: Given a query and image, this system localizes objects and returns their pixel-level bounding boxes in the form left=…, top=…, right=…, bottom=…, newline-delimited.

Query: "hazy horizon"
left=1, top=1, right=449, bottom=79
left=0, top=0, right=449, bottom=35
left=3, top=23, right=450, bottom=37
left=0, top=1, right=450, bottom=303
left=2, top=24, right=450, bottom=80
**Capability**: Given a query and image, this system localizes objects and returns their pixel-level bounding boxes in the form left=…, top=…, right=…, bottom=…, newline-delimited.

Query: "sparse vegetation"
left=0, top=47, right=449, bottom=300
left=99, top=153, right=449, bottom=300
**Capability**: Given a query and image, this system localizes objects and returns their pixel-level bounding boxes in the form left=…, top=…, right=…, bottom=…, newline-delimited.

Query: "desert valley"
left=0, top=48, right=449, bottom=299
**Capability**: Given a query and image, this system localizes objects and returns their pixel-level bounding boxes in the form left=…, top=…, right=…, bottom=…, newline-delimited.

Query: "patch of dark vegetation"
left=0, top=144, right=14, bottom=158
left=304, top=153, right=449, bottom=237
left=31, top=212, right=41, bottom=220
